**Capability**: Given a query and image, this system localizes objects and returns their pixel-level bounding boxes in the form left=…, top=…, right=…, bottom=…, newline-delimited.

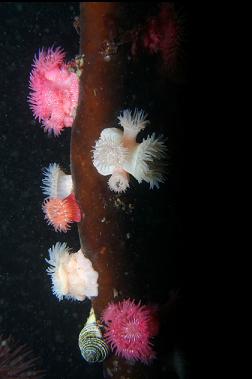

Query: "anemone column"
left=71, top=2, right=150, bottom=378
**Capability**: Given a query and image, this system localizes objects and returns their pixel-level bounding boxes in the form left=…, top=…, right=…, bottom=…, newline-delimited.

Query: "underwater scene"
left=0, top=2, right=193, bottom=378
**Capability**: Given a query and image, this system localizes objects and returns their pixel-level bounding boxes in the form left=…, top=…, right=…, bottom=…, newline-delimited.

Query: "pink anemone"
left=102, top=299, right=159, bottom=364
left=28, top=46, right=79, bottom=136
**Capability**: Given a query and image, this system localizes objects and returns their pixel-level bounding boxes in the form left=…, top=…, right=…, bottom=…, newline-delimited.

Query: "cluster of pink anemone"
left=102, top=299, right=159, bottom=364
left=28, top=47, right=79, bottom=136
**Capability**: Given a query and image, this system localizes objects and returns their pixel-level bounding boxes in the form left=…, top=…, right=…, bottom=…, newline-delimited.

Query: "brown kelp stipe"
left=71, top=2, right=152, bottom=378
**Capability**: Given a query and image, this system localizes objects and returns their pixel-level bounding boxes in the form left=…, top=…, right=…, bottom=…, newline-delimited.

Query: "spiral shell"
left=79, top=308, right=109, bottom=363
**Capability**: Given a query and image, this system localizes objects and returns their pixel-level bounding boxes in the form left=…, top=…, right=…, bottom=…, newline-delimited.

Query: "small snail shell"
left=79, top=307, right=109, bottom=363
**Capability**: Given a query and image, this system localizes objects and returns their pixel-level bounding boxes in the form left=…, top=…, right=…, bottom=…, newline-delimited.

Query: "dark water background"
left=0, top=2, right=194, bottom=378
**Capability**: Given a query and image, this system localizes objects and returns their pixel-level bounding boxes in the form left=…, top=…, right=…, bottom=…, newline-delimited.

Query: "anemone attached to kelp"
left=92, top=109, right=167, bottom=192
left=28, top=46, right=79, bottom=136
left=45, top=242, right=98, bottom=301
left=101, top=299, right=159, bottom=364
left=42, top=192, right=81, bottom=233
left=41, top=163, right=73, bottom=199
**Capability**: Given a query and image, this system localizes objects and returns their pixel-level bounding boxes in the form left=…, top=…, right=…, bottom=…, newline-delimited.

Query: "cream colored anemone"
left=46, top=242, right=98, bottom=301
left=41, top=163, right=73, bottom=199
left=92, top=109, right=167, bottom=192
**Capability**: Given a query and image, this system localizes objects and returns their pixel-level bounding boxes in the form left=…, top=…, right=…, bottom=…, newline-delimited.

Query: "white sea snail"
left=92, top=109, right=168, bottom=193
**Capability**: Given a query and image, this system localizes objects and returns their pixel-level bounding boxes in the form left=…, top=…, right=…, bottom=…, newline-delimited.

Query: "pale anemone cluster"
left=46, top=242, right=98, bottom=301
left=92, top=109, right=167, bottom=193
